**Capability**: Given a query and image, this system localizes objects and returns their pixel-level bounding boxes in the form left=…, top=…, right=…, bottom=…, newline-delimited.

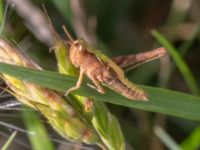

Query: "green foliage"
left=152, top=28, right=200, bottom=150
left=92, top=101, right=125, bottom=150
left=154, top=126, right=181, bottom=150
left=0, top=0, right=3, bottom=23
left=152, top=30, right=199, bottom=95
left=181, top=126, right=200, bottom=150
left=0, top=62, right=200, bottom=121
left=1, top=131, right=17, bottom=150
left=1, top=0, right=200, bottom=149
left=22, top=108, right=55, bottom=150
left=0, top=0, right=5, bottom=34
left=52, top=0, right=73, bottom=25
left=53, top=36, right=125, bottom=149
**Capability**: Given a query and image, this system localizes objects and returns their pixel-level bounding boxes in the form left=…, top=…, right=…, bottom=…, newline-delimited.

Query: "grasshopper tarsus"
left=66, top=69, right=84, bottom=96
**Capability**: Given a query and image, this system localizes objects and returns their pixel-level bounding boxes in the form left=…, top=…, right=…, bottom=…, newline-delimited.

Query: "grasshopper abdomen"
left=103, top=77, right=148, bottom=101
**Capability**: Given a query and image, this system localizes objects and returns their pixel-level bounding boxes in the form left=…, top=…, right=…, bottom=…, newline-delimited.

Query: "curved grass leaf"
left=1, top=131, right=17, bottom=150
left=154, top=126, right=181, bottom=150
left=0, top=62, right=200, bottom=120
left=22, top=108, right=55, bottom=150
left=181, top=126, right=200, bottom=150
left=0, top=0, right=3, bottom=23
left=151, top=30, right=199, bottom=95
left=0, top=0, right=5, bottom=34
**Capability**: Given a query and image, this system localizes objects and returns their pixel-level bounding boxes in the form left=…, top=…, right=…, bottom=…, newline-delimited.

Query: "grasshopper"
left=64, top=28, right=166, bottom=101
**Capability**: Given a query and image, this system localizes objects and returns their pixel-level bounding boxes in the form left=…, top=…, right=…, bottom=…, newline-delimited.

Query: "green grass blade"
left=0, top=0, right=3, bottom=23
left=22, top=108, right=55, bottom=150
left=151, top=30, right=199, bottom=95
left=0, top=62, right=200, bottom=120
left=154, top=126, right=181, bottom=150
left=51, top=0, right=73, bottom=24
left=0, top=1, right=8, bottom=35
left=0, top=0, right=4, bottom=35
left=1, top=131, right=17, bottom=150
left=181, top=126, right=200, bottom=150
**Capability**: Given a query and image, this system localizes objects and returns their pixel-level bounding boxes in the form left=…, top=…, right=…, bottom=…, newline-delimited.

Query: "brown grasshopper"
left=64, top=28, right=166, bottom=101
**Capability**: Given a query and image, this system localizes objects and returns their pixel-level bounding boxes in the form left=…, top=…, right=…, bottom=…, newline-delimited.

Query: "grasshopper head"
left=69, top=38, right=89, bottom=67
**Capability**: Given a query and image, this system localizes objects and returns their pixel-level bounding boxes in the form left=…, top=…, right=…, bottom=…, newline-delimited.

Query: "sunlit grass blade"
left=1, top=131, right=17, bottom=150
left=0, top=0, right=4, bottom=33
left=0, top=0, right=3, bottom=23
left=1, top=62, right=200, bottom=120
left=154, top=126, right=181, bottom=150
left=22, top=108, right=55, bottom=150
left=0, top=1, right=8, bottom=35
left=181, top=126, right=200, bottom=150
left=151, top=30, right=199, bottom=95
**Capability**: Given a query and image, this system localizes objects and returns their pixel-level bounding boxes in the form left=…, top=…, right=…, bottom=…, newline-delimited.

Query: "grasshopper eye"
left=78, top=44, right=83, bottom=51
left=73, top=41, right=83, bottom=51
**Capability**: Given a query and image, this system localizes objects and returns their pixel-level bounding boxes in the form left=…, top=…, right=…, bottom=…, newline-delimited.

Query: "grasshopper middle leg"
left=89, top=76, right=105, bottom=94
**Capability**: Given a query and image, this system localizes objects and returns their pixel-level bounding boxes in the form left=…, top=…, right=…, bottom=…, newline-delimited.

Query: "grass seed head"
left=0, top=38, right=101, bottom=144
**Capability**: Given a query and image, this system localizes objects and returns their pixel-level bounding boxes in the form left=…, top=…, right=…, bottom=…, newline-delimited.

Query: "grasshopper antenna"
left=62, top=25, right=74, bottom=42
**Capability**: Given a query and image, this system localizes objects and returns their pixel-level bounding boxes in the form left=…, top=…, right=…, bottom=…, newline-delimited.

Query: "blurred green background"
left=0, top=0, right=200, bottom=150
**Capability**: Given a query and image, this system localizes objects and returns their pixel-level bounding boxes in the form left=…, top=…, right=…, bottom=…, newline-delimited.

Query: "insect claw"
left=64, top=90, right=71, bottom=97
left=142, top=96, right=148, bottom=101
left=86, top=83, right=105, bottom=94
left=97, top=88, right=105, bottom=94
left=140, top=94, right=149, bottom=101
left=86, top=83, right=96, bottom=89
left=65, top=88, right=76, bottom=97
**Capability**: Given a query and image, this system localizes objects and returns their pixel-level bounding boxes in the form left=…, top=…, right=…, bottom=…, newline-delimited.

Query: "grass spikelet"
left=0, top=37, right=102, bottom=145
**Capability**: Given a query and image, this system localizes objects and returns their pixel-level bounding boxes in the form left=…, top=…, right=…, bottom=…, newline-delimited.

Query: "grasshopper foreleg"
left=65, top=69, right=84, bottom=96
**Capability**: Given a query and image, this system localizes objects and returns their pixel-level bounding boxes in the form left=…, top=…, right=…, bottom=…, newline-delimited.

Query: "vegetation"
left=0, top=0, right=200, bottom=150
